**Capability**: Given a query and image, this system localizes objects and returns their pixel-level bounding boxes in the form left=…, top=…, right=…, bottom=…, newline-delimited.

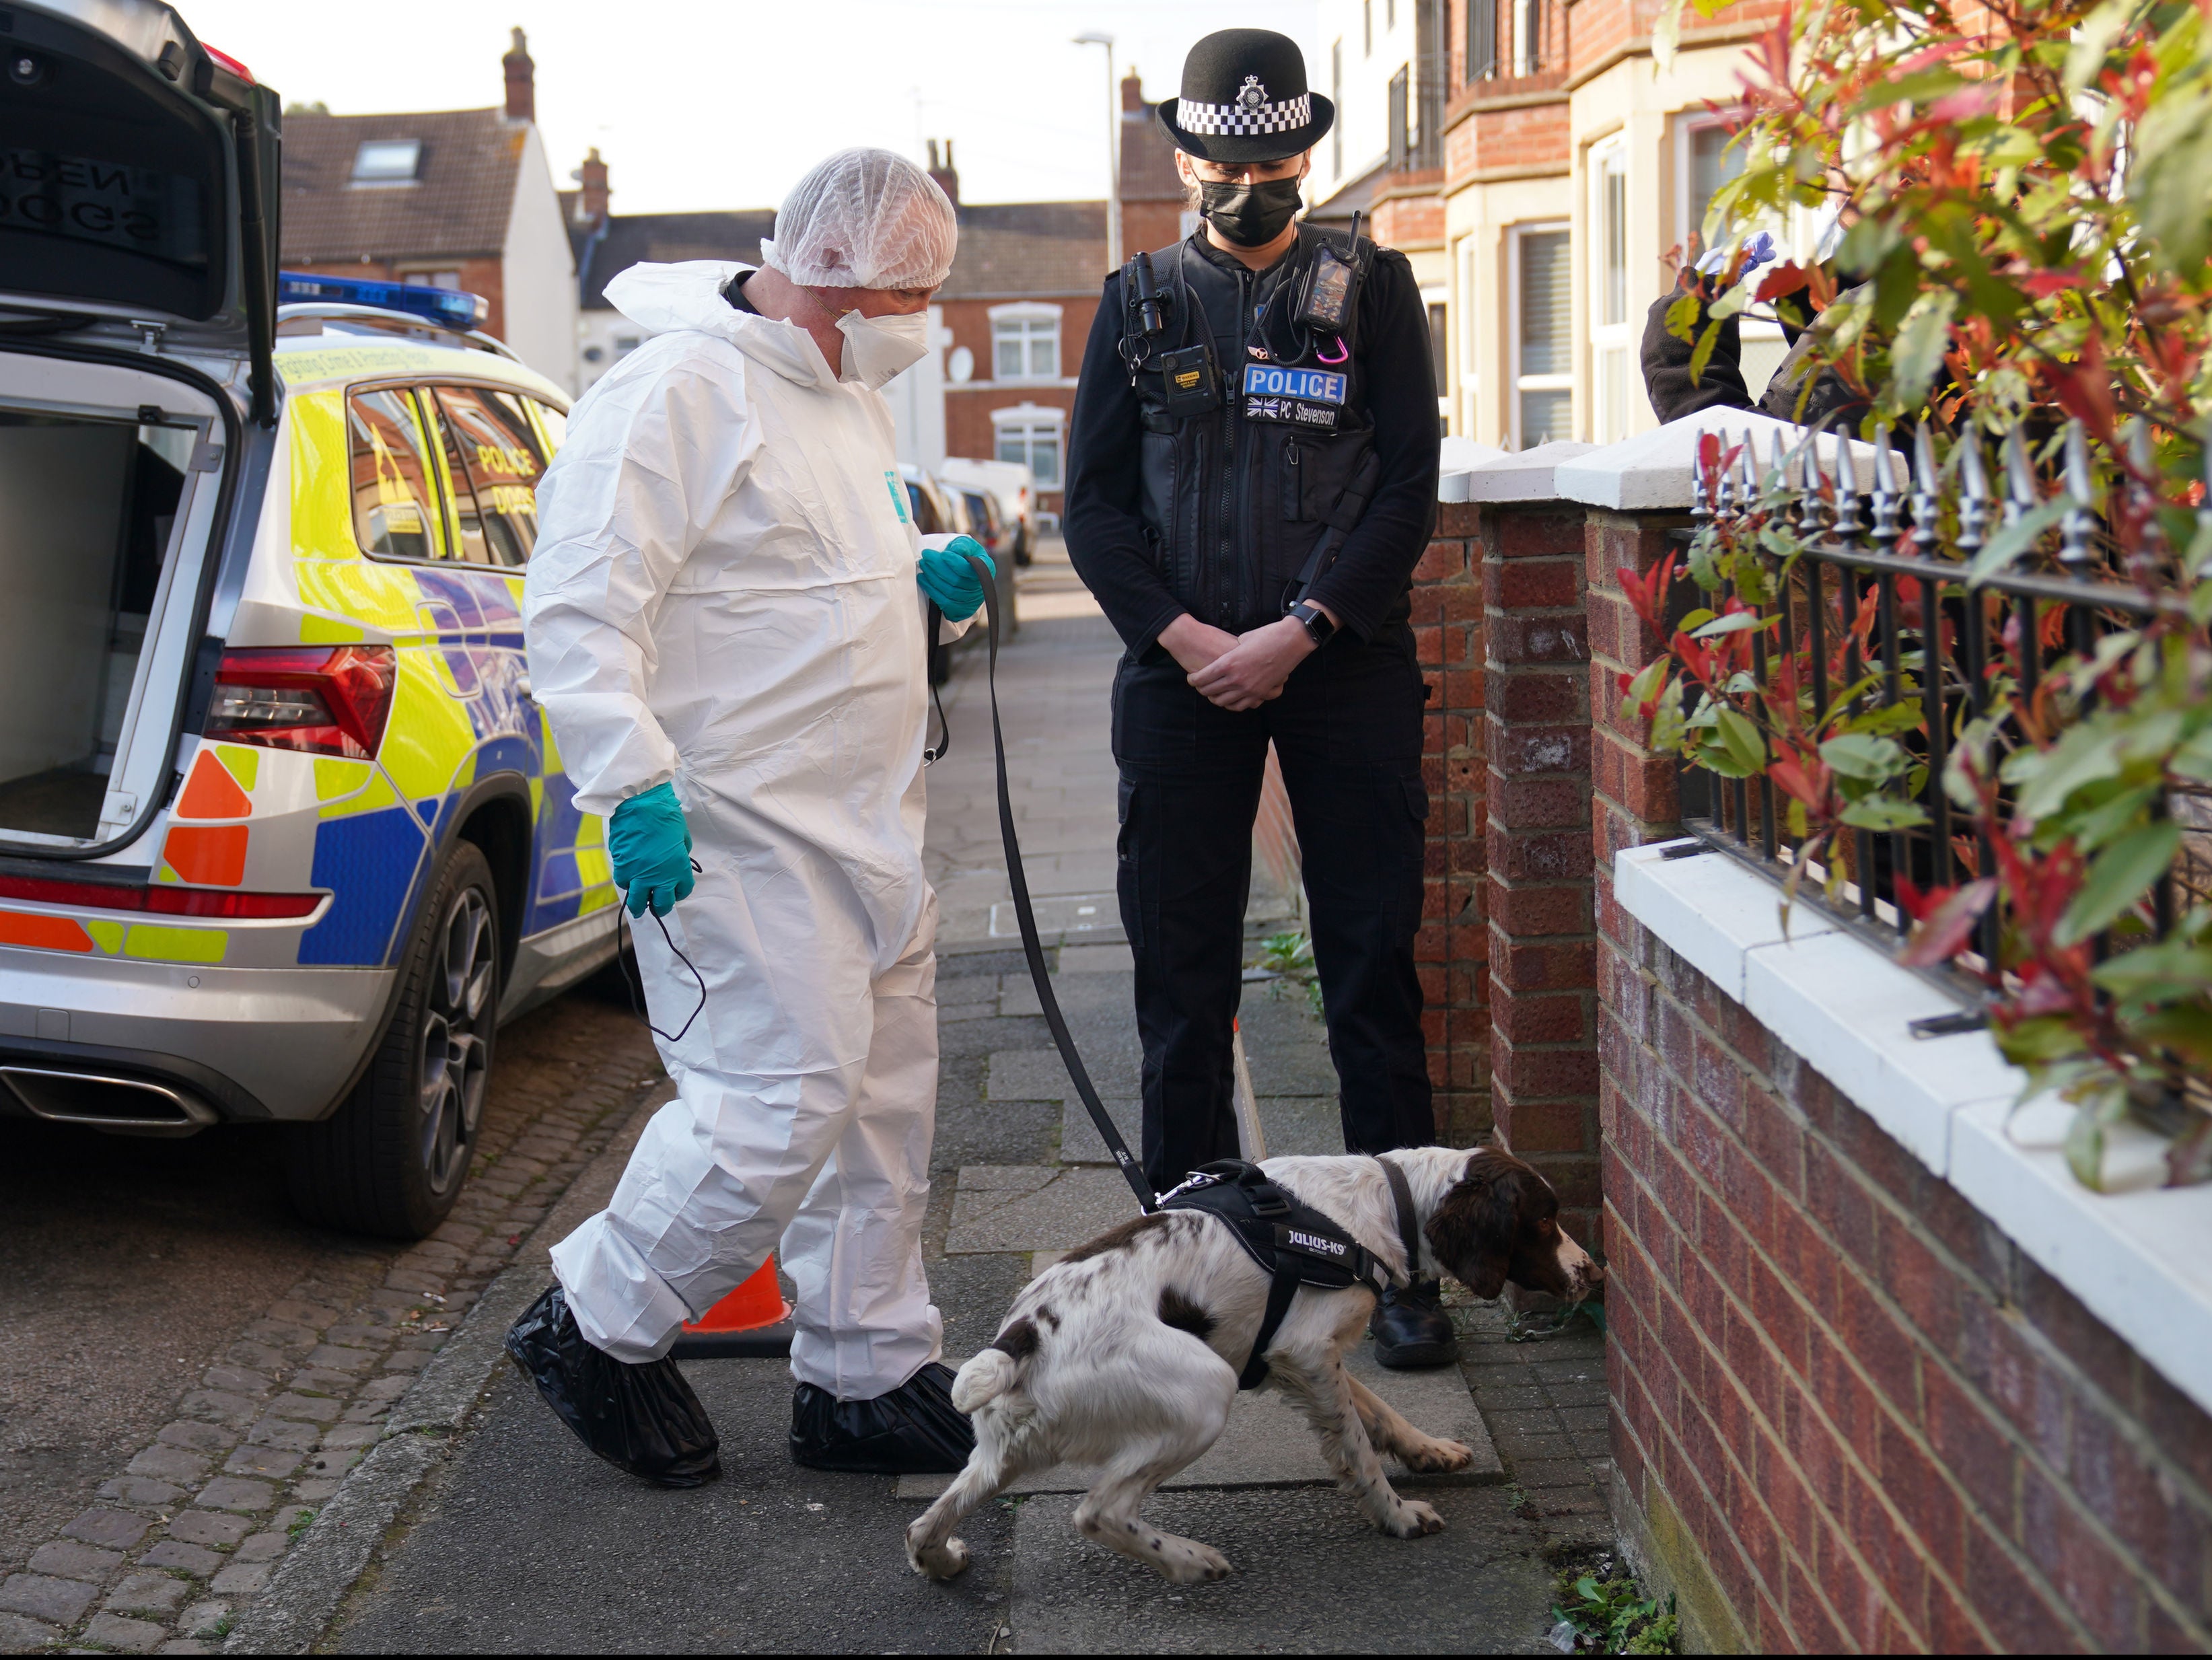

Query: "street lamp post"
left=1072, top=30, right=1120, bottom=274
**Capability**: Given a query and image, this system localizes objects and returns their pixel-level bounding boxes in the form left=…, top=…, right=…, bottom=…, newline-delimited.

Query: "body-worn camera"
left=1155, top=343, right=1221, bottom=418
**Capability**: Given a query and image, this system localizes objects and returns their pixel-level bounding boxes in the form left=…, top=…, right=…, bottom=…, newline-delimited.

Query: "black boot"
left=790, top=1361, right=976, bottom=1474
left=1369, top=1278, right=1457, bottom=1369
left=504, top=1285, right=721, bottom=1488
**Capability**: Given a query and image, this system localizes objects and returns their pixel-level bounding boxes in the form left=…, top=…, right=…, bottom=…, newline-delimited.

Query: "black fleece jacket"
left=1063, top=232, right=1440, bottom=653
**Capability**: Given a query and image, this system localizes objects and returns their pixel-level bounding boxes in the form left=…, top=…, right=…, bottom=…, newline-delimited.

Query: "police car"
left=0, top=0, right=618, bottom=1237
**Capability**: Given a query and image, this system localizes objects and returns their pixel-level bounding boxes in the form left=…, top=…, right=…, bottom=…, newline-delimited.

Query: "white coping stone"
left=1617, top=841, right=2212, bottom=1420
left=1952, top=1097, right=2212, bottom=1420
left=1556, top=408, right=1882, bottom=512
left=1437, top=435, right=1509, bottom=502
left=1613, top=840, right=1835, bottom=1005
left=1743, top=929, right=2022, bottom=1178
left=1447, top=439, right=1596, bottom=505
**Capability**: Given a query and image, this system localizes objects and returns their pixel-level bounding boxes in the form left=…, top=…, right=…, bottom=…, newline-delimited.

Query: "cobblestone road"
left=0, top=983, right=667, bottom=1653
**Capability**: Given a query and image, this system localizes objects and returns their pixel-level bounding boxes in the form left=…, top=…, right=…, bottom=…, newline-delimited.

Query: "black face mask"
left=1198, top=177, right=1304, bottom=247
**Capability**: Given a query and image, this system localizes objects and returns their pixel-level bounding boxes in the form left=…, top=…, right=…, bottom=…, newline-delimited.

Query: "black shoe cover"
left=1370, top=1278, right=1458, bottom=1369
left=503, top=1285, right=721, bottom=1488
left=789, top=1361, right=976, bottom=1474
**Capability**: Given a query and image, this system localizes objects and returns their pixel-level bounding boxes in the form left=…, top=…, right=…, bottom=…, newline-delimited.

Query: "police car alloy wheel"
left=285, top=842, right=502, bottom=1239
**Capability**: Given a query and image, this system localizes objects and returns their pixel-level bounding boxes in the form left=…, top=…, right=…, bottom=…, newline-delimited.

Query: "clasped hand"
left=1162, top=614, right=1318, bottom=713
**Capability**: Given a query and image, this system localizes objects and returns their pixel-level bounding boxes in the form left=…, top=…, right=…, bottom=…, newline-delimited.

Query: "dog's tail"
left=951, top=1348, right=1020, bottom=1412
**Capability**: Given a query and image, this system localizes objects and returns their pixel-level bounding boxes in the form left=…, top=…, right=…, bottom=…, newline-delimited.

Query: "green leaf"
left=1692, top=611, right=1769, bottom=639
left=1821, top=732, right=1909, bottom=780
left=2093, top=941, right=2212, bottom=1001
left=1997, top=1016, right=2091, bottom=1064
left=2057, top=821, right=2182, bottom=946
left=1713, top=707, right=1767, bottom=773
left=1890, top=289, right=1961, bottom=408
left=1687, top=320, right=1721, bottom=387
left=2009, top=721, right=2125, bottom=821
left=1839, top=797, right=1930, bottom=830
left=2064, top=0, right=2136, bottom=97
left=2068, top=783, right=2160, bottom=854
left=2065, top=1102, right=2109, bottom=1192
left=1966, top=499, right=2073, bottom=585
left=1664, top=289, right=1702, bottom=345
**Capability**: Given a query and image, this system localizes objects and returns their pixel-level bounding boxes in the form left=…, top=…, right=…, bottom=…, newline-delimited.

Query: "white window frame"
left=1514, top=0, right=1544, bottom=75
left=987, top=302, right=1063, bottom=384
left=990, top=404, right=1065, bottom=489
left=1508, top=221, right=1573, bottom=451
left=1589, top=136, right=1633, bottom=446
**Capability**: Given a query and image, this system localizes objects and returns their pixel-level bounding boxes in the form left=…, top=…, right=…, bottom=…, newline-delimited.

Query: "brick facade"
left=1587, top=504, right=2212, bottom=1651
left=1483, top=504, right=1599, bottom=1241
left=938, top=291, right=1100, bottom=511
left=1602, top=915, right=2212, bottom=1651
left=1418, top=502, right=1491, bottom=1145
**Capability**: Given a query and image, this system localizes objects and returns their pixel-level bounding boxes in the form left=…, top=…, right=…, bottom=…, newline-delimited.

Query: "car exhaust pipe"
left=0, top=1067, right=218, bottom=1136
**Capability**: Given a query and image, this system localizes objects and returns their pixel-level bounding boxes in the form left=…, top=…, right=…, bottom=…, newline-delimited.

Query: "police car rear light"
left=277, top=271, right=489, bottom=332
left=208, top=646, right=396, bottom=760
left=0, top=874, right=320, bottom=919
left=202, top=44, right=256, bottom=84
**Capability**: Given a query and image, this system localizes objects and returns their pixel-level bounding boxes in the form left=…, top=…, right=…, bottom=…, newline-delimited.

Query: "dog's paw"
left=1381, top=1499, right=1446, bottom=1538
left=1158, top=1540, right=1234, bottom=1584
left=1400, top=1437, right=1474, bottom=1473
left=908, top=1534, right=971, bottom=1579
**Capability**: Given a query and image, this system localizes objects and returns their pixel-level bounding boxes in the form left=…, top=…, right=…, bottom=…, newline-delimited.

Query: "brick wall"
left=1485, top=505, right=1600, bottom=1242
left=1468, top=100, right=1571, bottom=174
left=1419, top=502, right=1491, bottom=1145
left=1602, top=918, right=2212, bottom=1651
left=1588, top=508, right=2212, bottom=1652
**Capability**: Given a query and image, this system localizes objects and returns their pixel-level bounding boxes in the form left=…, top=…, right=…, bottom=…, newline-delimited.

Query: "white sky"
left=179, top=0, right=1322, bottom=215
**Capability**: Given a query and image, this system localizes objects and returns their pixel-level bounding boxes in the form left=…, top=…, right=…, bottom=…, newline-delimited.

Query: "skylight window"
left=352, top=140, right=421, bottom=183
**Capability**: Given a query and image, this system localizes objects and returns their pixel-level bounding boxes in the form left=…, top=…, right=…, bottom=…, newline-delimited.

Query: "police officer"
left=1064, top=28, right=1451, bottom=1367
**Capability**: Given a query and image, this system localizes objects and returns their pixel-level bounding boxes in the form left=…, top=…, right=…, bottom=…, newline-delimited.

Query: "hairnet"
left=758, top=148, right=958, bottom=291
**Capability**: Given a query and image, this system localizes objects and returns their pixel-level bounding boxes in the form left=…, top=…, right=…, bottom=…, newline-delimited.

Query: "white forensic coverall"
left=524, top=260, right=965, bottom=1398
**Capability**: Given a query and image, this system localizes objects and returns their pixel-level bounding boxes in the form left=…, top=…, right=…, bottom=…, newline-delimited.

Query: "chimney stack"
left=926, top=138, right=959, bottom=207
left=503, top=26, right=535, bottom=123
left=575, top=147, right=610, bottom=225
left=1121, top=69, right=1145, bottom=113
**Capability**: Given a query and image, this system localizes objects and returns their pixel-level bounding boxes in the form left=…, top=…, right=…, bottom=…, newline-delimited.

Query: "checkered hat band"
left=1176, top=92, right=1313, bottom=136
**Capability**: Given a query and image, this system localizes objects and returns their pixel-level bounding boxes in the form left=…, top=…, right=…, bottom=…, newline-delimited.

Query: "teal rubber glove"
left=918, top=535, right=996, bottom=621
left=607, top=781, right=694, bottom=918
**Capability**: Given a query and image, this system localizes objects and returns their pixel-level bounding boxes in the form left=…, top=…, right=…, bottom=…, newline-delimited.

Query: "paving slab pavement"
left=281, top=608, right=1612, bottom=1653
left=1007, top=1485, right=1556, bottom=1656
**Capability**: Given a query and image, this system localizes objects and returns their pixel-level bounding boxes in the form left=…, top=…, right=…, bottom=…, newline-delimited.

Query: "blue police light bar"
left=277, top=272, right=491, bottom=332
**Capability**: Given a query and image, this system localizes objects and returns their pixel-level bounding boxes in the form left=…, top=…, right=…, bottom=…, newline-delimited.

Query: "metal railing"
left=1678, top=420, right=2199, bottom=981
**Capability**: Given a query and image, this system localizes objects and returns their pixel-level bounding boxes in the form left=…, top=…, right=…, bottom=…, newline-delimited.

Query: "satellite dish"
left=948, top=345, right=974, bottom=384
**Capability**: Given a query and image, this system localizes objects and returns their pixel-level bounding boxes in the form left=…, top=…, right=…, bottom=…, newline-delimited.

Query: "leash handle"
left=959, top=552, right=1158, bottom=1214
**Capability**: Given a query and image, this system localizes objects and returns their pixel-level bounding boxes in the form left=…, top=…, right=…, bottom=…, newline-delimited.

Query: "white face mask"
left=835, top=308, right=929, bottom=389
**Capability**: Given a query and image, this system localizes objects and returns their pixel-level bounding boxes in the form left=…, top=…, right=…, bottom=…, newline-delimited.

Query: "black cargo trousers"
left=1112, top=622, right=1435, bottom=1192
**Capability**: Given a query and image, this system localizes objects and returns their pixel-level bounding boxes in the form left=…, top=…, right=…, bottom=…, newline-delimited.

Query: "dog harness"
left=1158, top=1157, right=1422, bottom=1390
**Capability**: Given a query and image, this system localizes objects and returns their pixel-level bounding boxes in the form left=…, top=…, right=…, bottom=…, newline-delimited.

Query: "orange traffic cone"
left=668, top=1256, right=793, bottom=1359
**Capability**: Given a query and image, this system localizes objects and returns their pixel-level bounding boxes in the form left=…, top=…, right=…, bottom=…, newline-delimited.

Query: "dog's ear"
left=1427, top=1155, right=1514, bottom=1300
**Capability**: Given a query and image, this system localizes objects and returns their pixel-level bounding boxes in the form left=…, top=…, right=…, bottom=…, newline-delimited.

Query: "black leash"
left=956, top=552, right=1157, bottom=1213
left=615, top=859, right=709, bottom=1045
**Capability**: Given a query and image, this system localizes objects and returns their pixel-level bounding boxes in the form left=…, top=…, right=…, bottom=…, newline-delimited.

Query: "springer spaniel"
left=906, top=1144, right=1602, bottom=1585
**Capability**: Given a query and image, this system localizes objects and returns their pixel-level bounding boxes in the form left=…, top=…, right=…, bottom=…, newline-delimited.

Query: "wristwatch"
left=1288, top=600, right=1337, bottom=648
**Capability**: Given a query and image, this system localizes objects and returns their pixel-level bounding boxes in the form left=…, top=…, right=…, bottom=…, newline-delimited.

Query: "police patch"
left=1244, top=396, right=1339, bottom=430
left=1241, top=363, right=1347, bottom=404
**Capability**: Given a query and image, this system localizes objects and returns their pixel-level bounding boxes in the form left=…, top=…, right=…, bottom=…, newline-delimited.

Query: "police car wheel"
left=285, top=842, right=501, bottom=1240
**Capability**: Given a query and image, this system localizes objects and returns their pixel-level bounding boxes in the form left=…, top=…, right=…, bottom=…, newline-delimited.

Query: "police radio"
left=1294, top=210, right=1368, bottom=338
left=1121, top=249, right=1221, bottom=418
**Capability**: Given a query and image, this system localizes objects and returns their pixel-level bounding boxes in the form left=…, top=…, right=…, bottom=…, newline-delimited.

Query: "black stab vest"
left=1122, top=227, right=1392, bottom=637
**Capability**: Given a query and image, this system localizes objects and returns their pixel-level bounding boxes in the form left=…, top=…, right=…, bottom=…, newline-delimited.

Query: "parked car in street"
left=937, top=456, right=1035, bottom=565
left=0, top=0, right=618, bottom=1239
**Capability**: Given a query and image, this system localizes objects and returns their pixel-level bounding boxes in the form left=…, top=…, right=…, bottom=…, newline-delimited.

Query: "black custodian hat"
left=1157, top=28, right=1335, bottom=164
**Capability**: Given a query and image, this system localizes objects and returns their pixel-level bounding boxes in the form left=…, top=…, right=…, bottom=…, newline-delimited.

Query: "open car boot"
left=505, top=1285, right=721, bottom=1488
left=790, top=1360, right=976, bottom=1474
